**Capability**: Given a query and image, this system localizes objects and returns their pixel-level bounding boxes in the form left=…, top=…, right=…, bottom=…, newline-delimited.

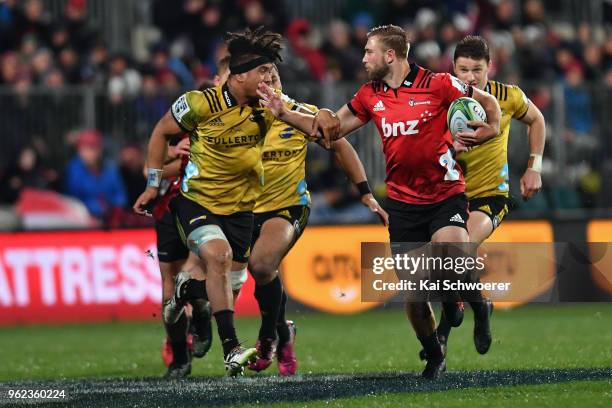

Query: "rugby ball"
left=447, top=97, right=487, bottom=139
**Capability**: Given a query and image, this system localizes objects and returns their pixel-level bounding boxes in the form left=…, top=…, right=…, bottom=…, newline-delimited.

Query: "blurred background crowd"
left=0, top=0, right=611, bottom=230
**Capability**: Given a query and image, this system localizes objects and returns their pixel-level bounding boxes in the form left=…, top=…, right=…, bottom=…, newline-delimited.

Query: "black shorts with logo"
left=170, top=194, right=254, bottom=263
left=251, top=205, right=310, bottom=248
left=386, top=193, right=470, bottom=302
left=386, top=193, right=468, bottom=243
left=155, top=210, right=189, bottom=263
left=468, top=195, right=509, bottom=230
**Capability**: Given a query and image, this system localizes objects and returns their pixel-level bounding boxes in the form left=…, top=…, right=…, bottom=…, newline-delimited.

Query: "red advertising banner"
left=0, top=229, right=258, bottom=325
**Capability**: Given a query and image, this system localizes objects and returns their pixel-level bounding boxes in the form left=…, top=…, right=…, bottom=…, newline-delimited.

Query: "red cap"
left=67, top=0, right=87, bottom=10
left=77, top=129, right=102, bottom=149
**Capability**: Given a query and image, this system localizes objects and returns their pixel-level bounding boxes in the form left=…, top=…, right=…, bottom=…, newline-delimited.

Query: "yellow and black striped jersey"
left=171, top=84, right=276, bottom=214
left=457, top=80, right=530, bottom=199
left=254, top=102, right=319, bottom=213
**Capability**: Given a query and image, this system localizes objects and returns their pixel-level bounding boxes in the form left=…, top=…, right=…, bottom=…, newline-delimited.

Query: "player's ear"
left=386, top=49, right=395, bottom=64
left=235, top=72, right=247, bottom=83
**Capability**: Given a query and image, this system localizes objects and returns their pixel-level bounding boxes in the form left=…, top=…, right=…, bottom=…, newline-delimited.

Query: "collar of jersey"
left=222, top=83, right=238, bottom=108
left=380, top=63, right=421, bottom=92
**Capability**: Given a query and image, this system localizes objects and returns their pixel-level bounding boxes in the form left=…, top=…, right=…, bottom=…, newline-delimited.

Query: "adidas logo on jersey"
left=207, top=117, right=223, bottom=126
left=449, top=213, right=465, bottom=224
left=373, top=100, right=385, bottom=112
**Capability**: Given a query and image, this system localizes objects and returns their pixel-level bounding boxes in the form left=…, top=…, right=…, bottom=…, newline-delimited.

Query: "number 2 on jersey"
left=439, top=148, right=460, bottom=181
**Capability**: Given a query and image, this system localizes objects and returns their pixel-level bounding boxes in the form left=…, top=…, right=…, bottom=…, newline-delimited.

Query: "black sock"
left=164, top=309, right=188, bottom=342
left=437, top=310, right=452, bottom=340
left=276, top=290, right=290, bottom=345
left=182, top=279, right=208, bottom=301
left=254, top=276, right=282, bottom=340
left=469, top=300, right=488, bottom=320
left=164, top=312, right=189, bottom=365
left=170, top=340, right=189, bottom=365
left=214, top=309, right=239, bottom=356
left=465, top=276, right=487, bottom=320
left=191, top=299, right=211, bottom=335
left=418, top=331, right=444, bottom=361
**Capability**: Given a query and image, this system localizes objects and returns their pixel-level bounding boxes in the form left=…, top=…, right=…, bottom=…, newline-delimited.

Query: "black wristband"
left=356, top=181, right=371, bottom=196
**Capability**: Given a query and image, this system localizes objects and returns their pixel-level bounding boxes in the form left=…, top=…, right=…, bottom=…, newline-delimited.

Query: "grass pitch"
left=0, top=304, right=610, bottom=406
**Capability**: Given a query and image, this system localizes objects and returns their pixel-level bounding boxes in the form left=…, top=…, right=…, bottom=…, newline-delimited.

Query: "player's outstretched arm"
left=311, top=104, right=367, bottom=148
left=519, top=102, right=545, bottom=200
left=257, top=83, right=332, bottom=139
left=133, top=111, right=183, bottom=215
left=258, top=83, right=365, bottom=148
left=456, top=87, right=501, bottom=146
left=330, top=138, right=389, bottom=226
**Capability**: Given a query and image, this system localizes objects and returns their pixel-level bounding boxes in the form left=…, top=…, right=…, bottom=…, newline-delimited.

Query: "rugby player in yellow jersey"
left=134, top=27, right=286, bottom=376
left=154, top=61, right=232, bottom=379
left=423, top=35, right=545, bottom=359
left=247, top=65, right=389, bottom=375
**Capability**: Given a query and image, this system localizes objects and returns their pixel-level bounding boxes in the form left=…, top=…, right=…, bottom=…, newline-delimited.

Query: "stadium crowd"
left=0, top=0, right=611, bottom=229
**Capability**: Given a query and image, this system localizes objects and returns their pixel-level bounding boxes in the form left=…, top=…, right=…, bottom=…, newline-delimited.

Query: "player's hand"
left=456, top=120, right=498, bottom=146
left=361, top=194, right=389, bottom=227
left=257, top=82, right=286, bottom=118
left=167, top=138, right=190, bottom=160
left=452, top=140, right=469, bottom=154
left=520, top=169, right=541, bottom=201
left=311, top=109, right=340, bottom=149
left=175, top=138, right=190, bottom=156
left=133, top=187, right=159, bottom=216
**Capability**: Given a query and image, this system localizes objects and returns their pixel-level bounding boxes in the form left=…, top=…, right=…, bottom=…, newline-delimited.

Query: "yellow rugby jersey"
left=171, top=84, right=275, bottom=214
left=457, top=80, right=530, bottom=199
left=254, top=102, right=319, bottom=213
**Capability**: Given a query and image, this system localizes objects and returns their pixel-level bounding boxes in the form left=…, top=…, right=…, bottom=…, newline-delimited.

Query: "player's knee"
left=203, top=247, right=232, bottom=272
left=248, top=256, right=277, bottom=282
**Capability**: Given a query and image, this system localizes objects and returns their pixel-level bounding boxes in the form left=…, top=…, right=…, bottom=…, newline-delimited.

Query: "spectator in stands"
left=64, top=129, right=127, bottom=219
left=149, top=42, right=193, bottom=88
left=58, top=46, right=81, bottom=84
left=81, top=40, right=108, bottom=85
left=30, top=47, right=54, bottom=84
left=107, top=53, right=142, bottom=104
left=118, top=143, right=145, bottom=210
left=17, top=0, right=51, bottom=47
left=0, top=144, right=59, bottom=204
left=286, top=18, right=327, bottom=81
left=49, top=23, right=70, bottom=55
left=0, top=51, right=21, bottom=85
left=134, top=72, right=170, bottom=137
left=562, top=63, right=599, bottom=170
left=321, top=20, right=362, bottom=81
left=61, top=0, right=99, bottom=55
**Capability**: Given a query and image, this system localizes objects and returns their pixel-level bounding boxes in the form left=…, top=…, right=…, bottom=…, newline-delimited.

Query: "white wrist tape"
left=146, top=168, right=163, bottom=188
left=528, top=154, right=542, bottom=173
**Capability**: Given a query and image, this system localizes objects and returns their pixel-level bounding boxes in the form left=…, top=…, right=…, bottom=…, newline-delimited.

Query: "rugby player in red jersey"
left=258, top=25, right=501, bottom=378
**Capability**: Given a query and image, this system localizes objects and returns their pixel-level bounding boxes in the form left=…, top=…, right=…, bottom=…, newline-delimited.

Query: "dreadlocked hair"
left=226, top=26, right=283, bottom=66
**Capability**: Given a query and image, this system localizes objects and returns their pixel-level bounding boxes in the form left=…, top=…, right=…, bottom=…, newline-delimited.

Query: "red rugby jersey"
left=347, top=63, right=472, bottom=205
